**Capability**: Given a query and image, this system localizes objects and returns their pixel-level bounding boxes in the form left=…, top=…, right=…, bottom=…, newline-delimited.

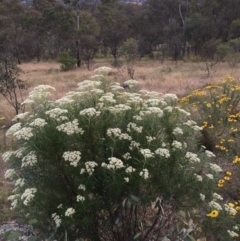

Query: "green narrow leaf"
left=28, top=219, right=38, bottom=225
left=134, top=232, right=141, bottom=239
left=130, top=195, right=140, bottom=202
left=187, top=234, right=196, bottom=241
left=6, top=232, right=22, bottom=240
left=179, top=210, right=186, bottom=218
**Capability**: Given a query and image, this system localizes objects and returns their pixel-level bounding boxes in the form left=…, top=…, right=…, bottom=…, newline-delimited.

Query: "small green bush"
left=57, top=51, right=76, bottom=71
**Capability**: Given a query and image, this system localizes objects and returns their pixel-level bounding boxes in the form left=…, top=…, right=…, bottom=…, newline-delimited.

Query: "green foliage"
left=119, top=38, right=139, bottom=79
left=4, top=67, right=219, bottom=240
left=57, top=51, right=76, bottom=71
left=0, top=55, right=26, bottom=115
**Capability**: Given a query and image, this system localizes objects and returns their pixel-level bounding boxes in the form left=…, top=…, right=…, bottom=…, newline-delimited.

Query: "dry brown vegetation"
left=1, top=59, right=240, bottom=121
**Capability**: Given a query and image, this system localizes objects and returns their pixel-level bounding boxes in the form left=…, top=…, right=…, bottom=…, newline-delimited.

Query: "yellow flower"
left=218, top=183, right=224, bottom=188
left=236, top=206, right=240, bottom=211
left=218, top=179, right=225, bottom=184
left=0, top=117, right=5, bottom=121
left=206, top=210, right=219, bottom=218
left=224, top=176, right=231, bottom=181
left=226, top=171, right=232, bottom=176
left=228, top=203, right=235, bottom=208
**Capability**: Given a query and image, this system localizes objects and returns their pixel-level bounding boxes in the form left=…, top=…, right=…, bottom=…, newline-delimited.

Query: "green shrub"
left=57, top=51, right=76, bottom=71
left=4, top=68, right=220, bottom=240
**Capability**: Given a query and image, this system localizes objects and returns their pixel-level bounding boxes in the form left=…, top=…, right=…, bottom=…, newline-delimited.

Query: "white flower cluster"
left=93, top=66, right=112, bottom=75
left=110, top=83, right=124, bottom=91
left=140, top=168, right=149, bottom=179
left=78, top=184, right=86, bottom=191
left=77, top=80, right=102, bottom=91
left=194, top=174, right=203, bottom=182
left=122, top=152, right=131, bottom=160
left=172, top=127, right=183, bottom=135
left=4, top=169, right=16, bottom=180
left=185, top=152, right=200, bottom=163
left=140, top=149, right=154, bottom=159
left=227, top=230, right=239, bottom=238
left=205, top=174, right=213, bottom=179
left=209, top=200, right=223, bottom=210
left=213, top=193, right=223, bottom=201
left=127, top=122, right=143, bottom=133
left=200, top=193, right=205, bottom=201
left=2, top=151, right=14, bottom=162
left=133, top=115, right=143, bottom=121
left=55, top=96, right=74, bottom=105
left=14, top=147, right=26, bottom=158
left=107, top=128, right=132, bottom=141
left=6, top=123, right=22, bottom=136
left=139, top=107, right=163, bottom=118
left=22, top=151, right=37, bottom=167
left=22, top=85, right=56, bottom=105
left=164, top=106, right=173, bottom=112
left=8, top=194, right=20, bottom=210
left=90, top=74, right=104, bottom=80
left=124, top=177, right=129, bottom=182
left=98, top=92, right=116, bottom=104
left=145, top=98, right=162, bottom=106
left=129, top=141, right=141, bottom=150
left=14, top=127, right=33, bottom=140
left=224, top=204, right=237, bottom=216
left=162, top=93, right=178, bottom=103
left=21, top=188, right=37, bottom=206
left=107, top=104, right=131, bottom=114
left=205, top=150, right=216, bottom=158
left=77, top=195, right=85, bottom=202
left=45, top=108, right=68, bottom=119
left=176, top=107, right=191, bottom=116
left=65, top=207, right=75, bottom=217
left=52, top=213, right=62, bottom=227
left=102, top=157, right=125, bottom=170
left=29, top=118, right=48, bottom=127
left=155, top=148, right=170, bottom=158
left=15, top=178, right=25, bottom=187
left=209, top=163, right=223, bottom=173
left=12, top=112, right=29, bottom=121
left=146, top=136, right=156, bottom=143
left=172, top=140, right=182, bottom=150
left=123, top=79, right=139, bottom=88
left=79, top=108, right=101, bottom=117
left=84, top=161, right=98, bottom=175
left=62, top=151, right=81, bottom=167
left=56, top=119, right=84, bottom=135
left=125, top=166, right=136, bottom=173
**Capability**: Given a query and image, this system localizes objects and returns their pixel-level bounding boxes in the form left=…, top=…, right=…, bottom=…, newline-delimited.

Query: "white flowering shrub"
left=4, top=71, right=220, bottom=240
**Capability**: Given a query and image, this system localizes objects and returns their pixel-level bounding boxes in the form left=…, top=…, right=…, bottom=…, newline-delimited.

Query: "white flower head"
left=93, top=66, right=112, bottom=75
left=63, top=151, right=81, bottom=167
left=140, top=168, right=149, bottom=179
left=172, top=140, right=182, bottom=150
left=124, top=79, right=139, bottom=88
left=140, top=149, right=154, bottom=159
left=209, top=200, right=223, bottom=210
left=80, top=108, right=100, bottom=117
left=12, top=112, right=29, bottom=122
left=65, top=207, right=75, bottom=217
left=155, top=148, right=170, bottom=158
left=77, top=195, right=85, bottom=202
left=21, top=188, right=37, bottom=206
